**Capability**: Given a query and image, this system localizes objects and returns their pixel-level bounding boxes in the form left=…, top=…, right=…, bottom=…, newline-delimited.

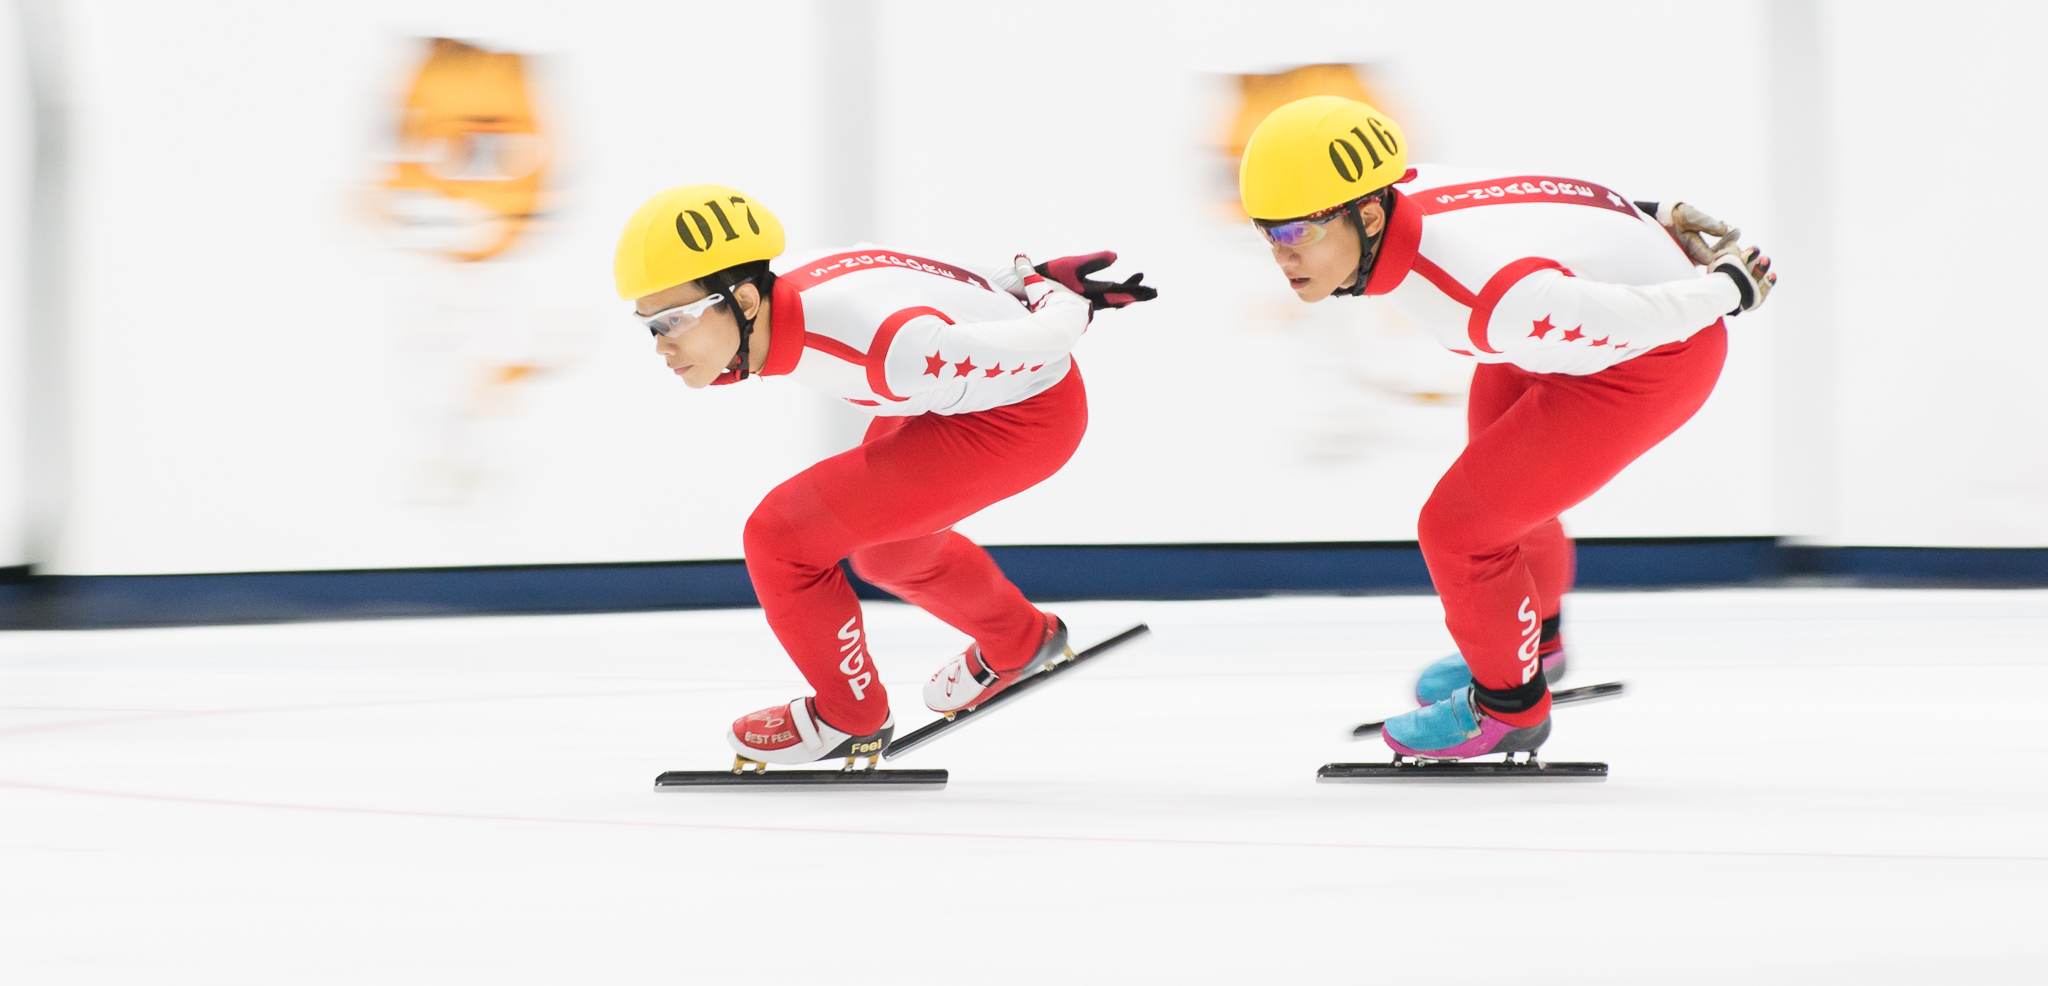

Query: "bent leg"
left=1469, top=365, right=1575, bottom=631
left=744, top=368, right=1087, bottom=734
left=850, top=531, right=1046, bottom=673
left=744, top=470, right=884, bottom=734
left=1420, top=327, right=1728, bottom=725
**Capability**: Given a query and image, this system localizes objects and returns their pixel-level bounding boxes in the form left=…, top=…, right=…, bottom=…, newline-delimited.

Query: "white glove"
left=1708, top=243, right=1776, bottom=315
left=1652, top=201, right=1742, bottom=266
left=1641, top=201, right=1776, bottom=314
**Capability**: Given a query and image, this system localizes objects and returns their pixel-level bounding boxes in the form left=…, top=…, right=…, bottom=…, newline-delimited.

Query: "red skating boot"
left=922, top=615, right=1071, bottom=714
left=726, top=697, right=893, bottom=770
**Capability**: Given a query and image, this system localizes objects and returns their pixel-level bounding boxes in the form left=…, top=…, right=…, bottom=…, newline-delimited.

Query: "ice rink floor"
left=3, top=588, right=2044, bottom=984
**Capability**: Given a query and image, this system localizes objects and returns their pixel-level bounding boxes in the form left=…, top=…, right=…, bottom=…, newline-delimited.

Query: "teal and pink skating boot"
left=1382, top=685, right=1550, bottom=760
left=1413, top=614, right=1568, bottom=705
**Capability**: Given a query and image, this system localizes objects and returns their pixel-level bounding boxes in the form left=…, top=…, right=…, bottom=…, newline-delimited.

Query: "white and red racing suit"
left=1364, top=165, right=1743, bottom=724
left=735, top=247, right=1092, bottom=734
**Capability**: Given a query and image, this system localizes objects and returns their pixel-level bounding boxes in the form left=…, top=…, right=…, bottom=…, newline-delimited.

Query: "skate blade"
left=1316, top=760, right=1607, bottom=782
left=654, top=768, right=948, bottom=790
left=1555, top=680, right=1627, bottom=707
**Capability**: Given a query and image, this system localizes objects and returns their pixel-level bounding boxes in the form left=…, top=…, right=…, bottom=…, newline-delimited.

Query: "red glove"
left=1033, top=252, right=1157, bottom=311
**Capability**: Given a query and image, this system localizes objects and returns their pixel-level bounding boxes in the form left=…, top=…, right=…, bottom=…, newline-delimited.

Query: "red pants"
left=742, top=367, right=1088, bottom=734
left=1419, top=324, right=1728, bottom=725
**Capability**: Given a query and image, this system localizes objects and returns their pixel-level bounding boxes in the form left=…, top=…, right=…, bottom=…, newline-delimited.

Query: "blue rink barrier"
left=0, top=539, right=2044, bottom=629
left=976, top=537, right=1784, bottom=600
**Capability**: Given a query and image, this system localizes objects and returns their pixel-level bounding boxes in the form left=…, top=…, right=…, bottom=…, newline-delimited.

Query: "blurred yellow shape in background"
left=383, top=38, right=549, bottom=263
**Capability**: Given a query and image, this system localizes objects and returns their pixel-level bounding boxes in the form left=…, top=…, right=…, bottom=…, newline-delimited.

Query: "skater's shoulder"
left=1403, top=162, right=1618, bottom=197
left=1403, top=162, right=1500, bottom=189
left=773, top=243, right=1002, bottom=298
left=772, top=243, right=1028, bottom=342
left=1401, top=164, right=1645, bottom=233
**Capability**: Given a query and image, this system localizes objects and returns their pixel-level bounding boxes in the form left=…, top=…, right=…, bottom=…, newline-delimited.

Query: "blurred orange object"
left=383, top=38, right=549, bottom=262
left=1221, top=64, right=1387, bottom=220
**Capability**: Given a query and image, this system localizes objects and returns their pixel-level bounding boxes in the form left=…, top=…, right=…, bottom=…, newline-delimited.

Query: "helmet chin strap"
left=1332, top=190, right=1391, bottom=298
left=721, top=277, right=759, bottom=380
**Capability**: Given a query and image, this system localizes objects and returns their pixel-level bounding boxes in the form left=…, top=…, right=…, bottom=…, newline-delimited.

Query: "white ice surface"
left=2, top=588, right=2044, bottom=984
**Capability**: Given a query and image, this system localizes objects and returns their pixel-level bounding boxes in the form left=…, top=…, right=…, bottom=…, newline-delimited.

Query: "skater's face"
left=636, top=281, right=767, bottom=389
left=1267, top=199, right=1385, bottom=302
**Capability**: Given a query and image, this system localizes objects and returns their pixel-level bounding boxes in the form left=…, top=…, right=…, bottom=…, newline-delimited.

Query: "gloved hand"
left=1032, top=251, right=1158, bottom=311
left=1634, top=201, right=1775, bottom=314
left=1708, top=243, right=1776, bottom=314
left=1009, top=255, right=1088, bottom=315
left=1636, top=201, right=1741, bottom=266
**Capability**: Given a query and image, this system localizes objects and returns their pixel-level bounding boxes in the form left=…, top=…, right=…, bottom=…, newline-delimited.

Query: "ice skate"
left=1413, top=648, right=1568, bottom=706
left=1382, top=685, right=1549, bottom=760
left=884, top=623, right=1150, bottom=761
left=1318, top=685, right=1605, bottom=782
left=923, top=614, right=1072, bottom=715
left=654, top=698, right=940, bottom=789
left=726, top=697, right=894, bottom=767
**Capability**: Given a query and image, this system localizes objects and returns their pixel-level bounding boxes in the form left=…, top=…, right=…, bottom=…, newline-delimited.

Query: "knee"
left=1418, top=489, right=1504, bottom=563
left=1416, top=493, right=1465, bottom=559
left=743, top=494, right=827, bottom=576
left=742, top=502, right=791, bottom=566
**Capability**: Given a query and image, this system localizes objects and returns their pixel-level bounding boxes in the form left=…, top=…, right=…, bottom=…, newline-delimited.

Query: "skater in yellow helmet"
left=1241, top=95, right=1775, bottom=770
left=1239, top=95, right=1411, bottom=300
left=613, top=184, right=787, bottom=387
left=615, top=184, right=1156, bottom=777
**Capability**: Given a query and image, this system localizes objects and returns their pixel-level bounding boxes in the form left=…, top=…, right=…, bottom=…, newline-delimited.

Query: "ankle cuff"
left=1474, top=674, right=1549, bottom=717
left=967, top=646, right=1001, bottom=687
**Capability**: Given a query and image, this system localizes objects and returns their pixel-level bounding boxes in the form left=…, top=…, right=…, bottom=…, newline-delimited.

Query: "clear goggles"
left=1254, top=209, right=1349, bottom=248
left=638, top=292, right=727, bottom=339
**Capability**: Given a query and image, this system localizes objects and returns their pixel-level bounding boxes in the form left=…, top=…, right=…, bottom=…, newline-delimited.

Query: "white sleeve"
left=957, top=259, right=1033, bottom=302
left=877, top=287, right=1092, bottom=397
left=1484, top=264, right=1740, bottom=358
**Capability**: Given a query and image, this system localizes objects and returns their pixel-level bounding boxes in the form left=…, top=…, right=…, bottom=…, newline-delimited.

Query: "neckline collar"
left=709, top=276, right=804, bottom=385
left=758, top=275, right=806, bottom=377
left=1362, top=188, right=1422, bottom=296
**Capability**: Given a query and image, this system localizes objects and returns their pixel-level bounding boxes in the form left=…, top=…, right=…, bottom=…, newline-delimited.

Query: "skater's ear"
left=729, top=280, right=763, bottom=321
left=1354, top=197, right=1387, bottom=238
left=688, top=258, right=777, bottom=320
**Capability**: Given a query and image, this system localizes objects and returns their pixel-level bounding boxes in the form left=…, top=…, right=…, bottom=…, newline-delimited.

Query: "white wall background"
left=35, top=0, right=844, bottom=574
left=0, top=4, right=28, bottom=567
left=1823, top=3, right=2048, bottom=546
left=7, top=0, right=2042, bottom=574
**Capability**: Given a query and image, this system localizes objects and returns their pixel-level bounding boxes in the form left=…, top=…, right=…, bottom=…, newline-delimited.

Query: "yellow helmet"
left=1238, top=95, right=1407, bottom=221
left=613, top=184, right=786, bottom=300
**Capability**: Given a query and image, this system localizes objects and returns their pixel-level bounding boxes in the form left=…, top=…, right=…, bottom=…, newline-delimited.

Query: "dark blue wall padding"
left=0, top=539, right=2043, bottom=629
